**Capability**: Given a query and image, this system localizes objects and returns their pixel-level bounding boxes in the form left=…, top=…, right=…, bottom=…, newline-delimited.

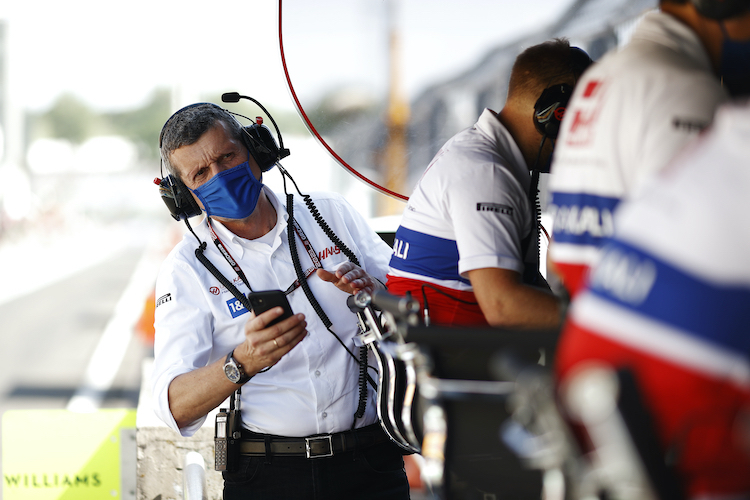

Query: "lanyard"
left=206, top=217, right=322, bottom=296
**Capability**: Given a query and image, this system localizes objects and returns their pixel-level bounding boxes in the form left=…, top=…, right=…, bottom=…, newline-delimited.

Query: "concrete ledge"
left=136, top=358, right=224, bottom=500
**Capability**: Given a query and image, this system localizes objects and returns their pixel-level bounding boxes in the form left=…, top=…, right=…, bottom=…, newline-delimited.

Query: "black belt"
left=239, top=423, right=389, bottom=459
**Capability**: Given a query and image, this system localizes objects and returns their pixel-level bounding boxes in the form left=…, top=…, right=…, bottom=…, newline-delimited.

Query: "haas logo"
left=565, top=79, right=606, bottom=146
left=319, top=246, right=341, bottom=261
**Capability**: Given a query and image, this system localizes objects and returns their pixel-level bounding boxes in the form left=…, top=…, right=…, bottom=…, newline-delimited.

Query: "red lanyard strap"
left=291, top=217, right=322, bottom=269
left=207, top=219, right=254, bottom=293
left=195, top=241, right=252, bottom=312
left=207, top=216, right=323, bottom=297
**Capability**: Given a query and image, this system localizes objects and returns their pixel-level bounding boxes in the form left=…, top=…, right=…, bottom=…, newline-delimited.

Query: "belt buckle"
left=305, top=435, right=333, bottom=458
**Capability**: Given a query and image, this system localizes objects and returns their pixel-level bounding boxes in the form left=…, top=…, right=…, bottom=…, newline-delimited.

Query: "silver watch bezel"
left=223, top=350, right=249, bottom=384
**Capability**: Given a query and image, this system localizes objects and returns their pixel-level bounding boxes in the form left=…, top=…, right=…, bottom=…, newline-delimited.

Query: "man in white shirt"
left=548, top=0, right=750, bottom=297
left=151, top=102, right=409, bottom=500
left=388, top=39, right=591, bottom=329
left=555, top=101, right=750, bottom=499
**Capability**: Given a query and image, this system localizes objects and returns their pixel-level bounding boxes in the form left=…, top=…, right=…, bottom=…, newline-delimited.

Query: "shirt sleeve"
left=151, top=254, right=216, bottom=436
left=449, top=161, right=530, bottom=277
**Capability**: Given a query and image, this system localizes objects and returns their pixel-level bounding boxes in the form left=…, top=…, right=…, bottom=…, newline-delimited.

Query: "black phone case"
left=248, top=290, right=294, bottom=326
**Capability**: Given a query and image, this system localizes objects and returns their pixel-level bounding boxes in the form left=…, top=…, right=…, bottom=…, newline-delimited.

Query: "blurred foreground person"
left=555, top=102, right=750, bottom=498
left=388, top=39, right=591, bottom=328
left=548, top=0, right=750, bottom=296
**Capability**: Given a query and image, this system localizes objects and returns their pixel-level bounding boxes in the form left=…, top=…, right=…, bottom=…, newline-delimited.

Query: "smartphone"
left=247, top=290, right=294, bottom=327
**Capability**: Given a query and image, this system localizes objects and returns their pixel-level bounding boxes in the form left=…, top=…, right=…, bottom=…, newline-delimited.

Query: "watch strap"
left=224, top=349, right=251, bottom=384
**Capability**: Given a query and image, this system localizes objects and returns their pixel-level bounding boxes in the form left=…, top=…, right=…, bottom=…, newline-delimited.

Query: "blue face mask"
left=190, top=158, right=263, bottom=220
left=720, top=23, right=750, bottom=97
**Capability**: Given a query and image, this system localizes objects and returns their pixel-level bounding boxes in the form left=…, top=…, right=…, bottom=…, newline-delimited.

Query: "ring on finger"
left=273, top=339, right=279, bottom=348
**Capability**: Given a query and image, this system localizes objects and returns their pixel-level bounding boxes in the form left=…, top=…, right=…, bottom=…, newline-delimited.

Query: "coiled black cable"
left=277, top=163, right=360, bottom=267
left=530, top=168, right=542, bottom=285
left=302, top=194, right=360, bottom=267
left=280, top=170, right=374, bottom=425
left=353, top=346, right=369, bottom=424
left=285, top=193, right=361, bottom=364
left=287, top=193, right=333, bottom=329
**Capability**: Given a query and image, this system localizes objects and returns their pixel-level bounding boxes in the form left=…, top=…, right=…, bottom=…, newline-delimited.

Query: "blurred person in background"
left=387, top=39, right=591, bottom=329
left=547, top=0, right=750, bottom=297
left=555, top=101, right=750, bottom=498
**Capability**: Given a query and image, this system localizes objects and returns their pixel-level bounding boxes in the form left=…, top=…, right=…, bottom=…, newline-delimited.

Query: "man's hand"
left=167, top=307, right=306, bottom=429
left=316, top=262, right=385, bottom=295
left=233, top=307, right=308, bottom=376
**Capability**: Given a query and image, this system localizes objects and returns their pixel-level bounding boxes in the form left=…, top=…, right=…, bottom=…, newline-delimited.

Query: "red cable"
left=277, top=0, right=409, bottom=201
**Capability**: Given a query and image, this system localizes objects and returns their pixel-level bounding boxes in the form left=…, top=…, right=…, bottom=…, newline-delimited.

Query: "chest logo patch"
left=226, top=297, right=250, bottom=318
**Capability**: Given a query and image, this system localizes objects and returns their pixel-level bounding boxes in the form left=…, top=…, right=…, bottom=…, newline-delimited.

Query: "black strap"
left=195, top=242, right=252, bottom=312
left=207, top=219, right=254, bottom=292
left=207, top=213, right=322, bottom=297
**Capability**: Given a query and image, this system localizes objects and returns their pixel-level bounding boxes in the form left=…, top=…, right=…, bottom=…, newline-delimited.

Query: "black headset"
left=691, top=0, right=750, bottom=20
left=155, top=93, right=290, bottom=221
left=533, top=83, right=574, bottom=140
left=532, top=46, right=593, bottom=141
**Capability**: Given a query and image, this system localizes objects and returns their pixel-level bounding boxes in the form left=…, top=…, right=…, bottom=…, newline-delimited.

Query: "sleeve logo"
left=477, top=202, right=514, bottom=216
left=156, top=293, right=172, bottom=308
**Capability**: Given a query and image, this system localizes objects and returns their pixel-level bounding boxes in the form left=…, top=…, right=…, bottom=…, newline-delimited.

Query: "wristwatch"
left=223, top=349, right=251, bottom=384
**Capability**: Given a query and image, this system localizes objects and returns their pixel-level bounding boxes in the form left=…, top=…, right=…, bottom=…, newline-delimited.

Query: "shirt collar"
left=203, top=186, right=290, bottom=256
left=476, top=108, right=531, bottom=189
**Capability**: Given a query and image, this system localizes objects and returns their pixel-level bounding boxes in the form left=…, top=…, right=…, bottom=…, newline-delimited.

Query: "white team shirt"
left=388, top=108, right=535, bottom=290
left=547, top=11, right=728, bottom=292
left=557, top=103, right=750, bottom=497
left=151, top=188, right=393, bottom=437
left=571, top=102, right=750, bottom=373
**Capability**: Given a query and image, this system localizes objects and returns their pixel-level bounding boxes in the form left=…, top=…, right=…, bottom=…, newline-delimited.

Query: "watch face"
left=224, top=363, right=242, bottom=383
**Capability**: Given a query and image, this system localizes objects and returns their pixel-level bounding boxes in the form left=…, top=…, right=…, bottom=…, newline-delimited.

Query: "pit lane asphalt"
left=0, top=223, right=167, bottom=477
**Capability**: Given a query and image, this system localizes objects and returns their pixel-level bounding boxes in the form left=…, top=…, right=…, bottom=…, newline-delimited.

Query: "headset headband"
left=158, top=102, right=223, bottom=148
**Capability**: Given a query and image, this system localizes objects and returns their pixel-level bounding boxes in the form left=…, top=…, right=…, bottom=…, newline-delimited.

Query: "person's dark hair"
left=159, top=103, right=245, bottom=178
left=507, top=38, right=586, bottom=104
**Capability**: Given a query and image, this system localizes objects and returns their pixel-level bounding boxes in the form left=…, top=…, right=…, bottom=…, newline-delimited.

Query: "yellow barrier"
left=2, top=409, right=136, bottom=500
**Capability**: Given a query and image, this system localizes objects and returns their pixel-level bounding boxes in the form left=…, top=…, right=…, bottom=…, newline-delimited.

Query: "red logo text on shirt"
left=319, top=246, right=341, bottom=261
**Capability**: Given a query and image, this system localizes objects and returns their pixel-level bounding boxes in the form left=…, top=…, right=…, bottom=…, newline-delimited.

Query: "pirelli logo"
left=156, top=293, right=172, bottom=308
left=477, top=203, right=513, bottom=215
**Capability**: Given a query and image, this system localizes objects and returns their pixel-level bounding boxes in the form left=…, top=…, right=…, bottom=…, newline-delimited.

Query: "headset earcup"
left=243, top=124, right=280, bottom=172
left=159, top=175, right=202, bottom=221
left=533, top=83, right=573, bottom=140
left=176, top=178, right=202, bottom=219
